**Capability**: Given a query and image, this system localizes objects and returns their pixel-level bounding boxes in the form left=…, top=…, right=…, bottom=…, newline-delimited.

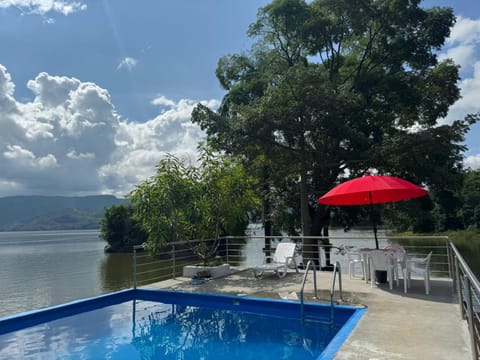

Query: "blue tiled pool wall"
left=0, top=289, right=358, bottom=335
left=136, top=289, right=357, bottom=326
left=0, top=289, right=366, bottom=360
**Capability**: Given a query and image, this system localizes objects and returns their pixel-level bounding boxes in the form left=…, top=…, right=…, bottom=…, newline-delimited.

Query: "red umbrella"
left=318, top=175, right=428, bottom=248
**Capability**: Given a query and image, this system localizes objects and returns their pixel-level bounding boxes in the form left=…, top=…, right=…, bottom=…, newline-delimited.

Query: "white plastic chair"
left=252, top=242, right=299, bottom=279
left=385, top=244, right=408, bottom=292
left=406, top=251, right=432, bottom=295
left=368, top=250, right=395, bottom=290
left=346, top=247, right=365, bottom=279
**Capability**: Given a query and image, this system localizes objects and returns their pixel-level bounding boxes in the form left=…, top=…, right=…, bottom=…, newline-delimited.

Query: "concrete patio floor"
left=145, top=268, right=472, bottom=359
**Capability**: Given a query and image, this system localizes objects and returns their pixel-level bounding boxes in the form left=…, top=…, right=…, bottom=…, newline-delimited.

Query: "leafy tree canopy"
left=192, top=0, right=478, bottom=262
left=100, top=204, right=148, bottom=252
left=128, top=145, right=259, bottom=254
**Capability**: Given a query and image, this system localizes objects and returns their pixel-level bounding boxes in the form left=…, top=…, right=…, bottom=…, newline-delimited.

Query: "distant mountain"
left=0, top=195, right=125, bottom=231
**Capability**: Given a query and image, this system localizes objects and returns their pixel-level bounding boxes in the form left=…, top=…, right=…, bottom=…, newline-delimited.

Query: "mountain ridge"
left=0, top=195, right=125, bottom=231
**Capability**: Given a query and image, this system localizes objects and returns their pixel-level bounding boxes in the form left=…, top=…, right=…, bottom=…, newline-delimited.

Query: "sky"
left=0, top=0, right=479, bottom=198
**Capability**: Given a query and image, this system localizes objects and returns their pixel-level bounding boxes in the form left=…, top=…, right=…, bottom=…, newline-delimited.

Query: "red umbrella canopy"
left=318, top=175, right=428, bottom=206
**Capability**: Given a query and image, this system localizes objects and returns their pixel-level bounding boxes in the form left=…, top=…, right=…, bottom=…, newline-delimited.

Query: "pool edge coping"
left=1, top=288, right=367, bottom=359
left=318, top=305, right=367, bottom=360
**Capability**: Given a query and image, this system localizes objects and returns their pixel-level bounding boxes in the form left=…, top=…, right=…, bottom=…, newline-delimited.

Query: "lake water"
left=0, top=228, right=389, bottom=318
left=0, top=228, right=476, bottom=318
left=0, top=230, right=134, bottom=318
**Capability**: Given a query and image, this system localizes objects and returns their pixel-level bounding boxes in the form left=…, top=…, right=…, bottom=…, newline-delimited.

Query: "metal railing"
left=132, top=234, right=454, bottom=288
left=131, top=233, right=479, bottom=359
left=449, top=241, right=480, bottom=359
left=132, top=237, right=248, bottom=288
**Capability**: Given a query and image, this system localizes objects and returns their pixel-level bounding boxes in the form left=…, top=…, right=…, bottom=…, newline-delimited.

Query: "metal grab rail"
left=299, top=260, right=343, bottom=324
left=300, top=260, right=318, bottom=322
left=449, top=241, right=480, bottom=360
left=330, top=261, right=343, bottom=325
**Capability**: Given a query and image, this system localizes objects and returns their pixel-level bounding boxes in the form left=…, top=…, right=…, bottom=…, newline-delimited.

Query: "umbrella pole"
left=369, top=192, right=379, bottom=249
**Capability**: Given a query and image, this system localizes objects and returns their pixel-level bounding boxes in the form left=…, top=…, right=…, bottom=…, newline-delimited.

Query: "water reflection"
left=131, top=303, right=332, bottom=360
left=0, top=302, right=134, bottom=359
left=100, top=252, right=133, bottom=291
left=0, top=299, right=339, bottom=360
left=0, top=230, right=106, bottom=317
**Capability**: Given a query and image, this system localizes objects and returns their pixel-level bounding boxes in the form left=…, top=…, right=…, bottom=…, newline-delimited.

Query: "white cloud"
left=99, top=97, right=220, bottom=195
left=66, top=150, right=95, bottom=160
left=441, top=61, right=480, bottom=125
left=438, top=44, right=475, bottom=70
left=465, top=154, right=480, bottom=170
left=447, top=16, right=480, bottom=47
left=116, top=57, right=138, bottom=72
left=438, top=16, right=480, bottom=168
left=0, top=64, right=219, bottom=197
left=151, top=95, right=175, bottom=107
left=4, top=145, right=57, bottom=170
left=441, top=17, right=480, bottom=74
left=0, top=0, right=87, bottom=16
left=27, top=72, right=80, bottom=108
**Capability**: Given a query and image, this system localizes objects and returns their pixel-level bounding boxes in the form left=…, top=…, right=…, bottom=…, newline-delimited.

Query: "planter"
left=183, top=264, right=231, bottom=279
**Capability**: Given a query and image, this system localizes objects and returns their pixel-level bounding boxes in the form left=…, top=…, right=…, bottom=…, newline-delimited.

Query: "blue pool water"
left=0, top=289, right=365, bottom=360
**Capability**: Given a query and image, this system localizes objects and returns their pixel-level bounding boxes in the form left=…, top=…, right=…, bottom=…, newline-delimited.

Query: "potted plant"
left=129, top=145, right=259, bottom=279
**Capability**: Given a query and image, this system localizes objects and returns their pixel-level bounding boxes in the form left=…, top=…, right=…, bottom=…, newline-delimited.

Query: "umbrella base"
left=375, top=270, right=388, bottom=283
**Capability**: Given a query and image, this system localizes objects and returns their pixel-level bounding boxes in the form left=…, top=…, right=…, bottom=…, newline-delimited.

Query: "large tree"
left=192, top=0, right=477, bottom=265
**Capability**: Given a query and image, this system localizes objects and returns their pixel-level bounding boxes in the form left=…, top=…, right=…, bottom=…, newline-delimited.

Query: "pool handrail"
left=330, top=261, right=343, bottom=325
left=300, top=259, right=318, bottom=322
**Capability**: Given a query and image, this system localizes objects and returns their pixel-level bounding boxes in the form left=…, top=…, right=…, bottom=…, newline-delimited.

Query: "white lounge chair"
left=252, top=242, right=299, bottom=279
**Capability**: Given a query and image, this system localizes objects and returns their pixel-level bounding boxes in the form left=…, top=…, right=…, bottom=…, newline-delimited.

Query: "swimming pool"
left=0, top=289, right=365, bottom=359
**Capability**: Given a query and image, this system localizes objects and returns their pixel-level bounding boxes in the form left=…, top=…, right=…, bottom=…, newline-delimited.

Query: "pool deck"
left=145, top=268, right=471, bottom=359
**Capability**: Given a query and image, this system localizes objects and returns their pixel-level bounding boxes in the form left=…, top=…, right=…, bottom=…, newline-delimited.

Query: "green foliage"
left=461, top=169, right=480, bottom=230
left=397, top=229, right=480, bottom=277
left=192, top=0, right=477, bottom=244
left=100, top=204, right=148, bottom=252
left=129, top=145, right=259, bottom=260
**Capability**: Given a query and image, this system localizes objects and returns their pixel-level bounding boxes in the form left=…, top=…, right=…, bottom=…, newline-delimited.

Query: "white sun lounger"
left=252, top=242, right=299, bottom=279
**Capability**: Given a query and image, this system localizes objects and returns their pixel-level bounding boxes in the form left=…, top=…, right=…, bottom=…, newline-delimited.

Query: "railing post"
left=447, top=240, right=453, bottom=280
left=226, top=237, right=229, bottom=264
left=133, top=247, right=137, bottom=289
left=337, top=263, right=343, bottom=301
left=172, top=244, right=176, bottom=279
left=465, top=277, right=479, bottom=359
left=456, top=257, right=466, bottom=319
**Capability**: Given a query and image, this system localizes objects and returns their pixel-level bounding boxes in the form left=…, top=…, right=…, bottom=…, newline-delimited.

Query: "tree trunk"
left=262, top=168, right=272, bottom=261
left=299, top=138, right=311, bottom=237
left=263, top=199, right=272, bottom=262
left=299, top=136, right=318, bottom=266
left=307, top=204, right=332, bottom=269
